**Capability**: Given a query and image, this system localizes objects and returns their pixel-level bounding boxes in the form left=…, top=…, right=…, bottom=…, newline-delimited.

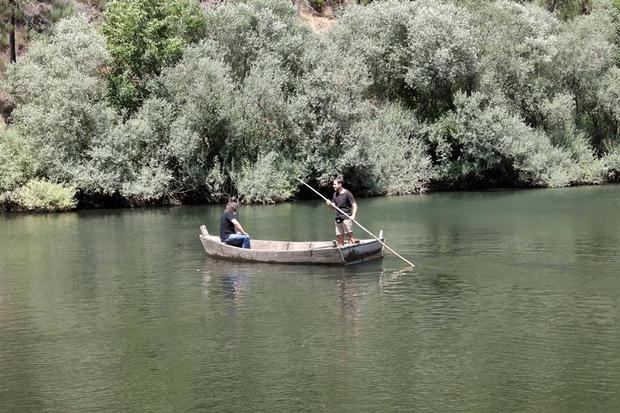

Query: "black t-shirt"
left=220, top=211, right=236, bottom=241
left=332, top=190, right=355, bottom=219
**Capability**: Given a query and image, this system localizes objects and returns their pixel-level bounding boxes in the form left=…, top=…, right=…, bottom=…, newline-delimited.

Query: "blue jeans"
left=224, top=234, right=251, bottom=249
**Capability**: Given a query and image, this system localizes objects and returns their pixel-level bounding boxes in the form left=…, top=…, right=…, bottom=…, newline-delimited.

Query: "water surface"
left=1, top=186, right=619, bottom=412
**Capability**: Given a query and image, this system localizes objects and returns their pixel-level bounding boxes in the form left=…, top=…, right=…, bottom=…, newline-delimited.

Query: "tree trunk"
left=9, top=0, right=17, bottom=63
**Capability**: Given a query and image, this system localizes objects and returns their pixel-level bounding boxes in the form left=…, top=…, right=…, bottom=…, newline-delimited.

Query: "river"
left=1, top=185, right=619, bottom=412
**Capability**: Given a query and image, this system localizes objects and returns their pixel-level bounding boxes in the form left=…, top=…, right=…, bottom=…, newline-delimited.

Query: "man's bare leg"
left=337, top=234, right=345, bottom=247
left=346, top=233, right=356, bottom=245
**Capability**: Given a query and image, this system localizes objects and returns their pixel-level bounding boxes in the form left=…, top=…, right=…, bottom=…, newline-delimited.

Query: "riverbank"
left=3, top=180, right=619, bottom=214
left=2, top=0, right=620, bottom=214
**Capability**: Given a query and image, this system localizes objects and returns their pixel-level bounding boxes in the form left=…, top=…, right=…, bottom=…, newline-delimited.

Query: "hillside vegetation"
left=1, top=0, right=620, bottom=212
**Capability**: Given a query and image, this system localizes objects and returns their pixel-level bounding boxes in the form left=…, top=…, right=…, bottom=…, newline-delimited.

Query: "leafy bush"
left=595, top=66, right=620, bottom=151
left=119, top=163, right=174, bottom=206
left=9, top=179, right=77, bottom=212
left=5, top=16, right=115, bottom=183
left=3, top=0, right=619, bottom=210
left=429, top=92, right=583, bottom=188
left=232, top=53, right=302, bottom=156
left=0, top=128, right=36, bottom=192
left=231, top=151, right=300, bottom=203
left=348, top=103, right=436, bottom=195
left=75, top=98, right=176, bottom=201
left=329, top=1, right=416, bottom=100
left=102, top=0, right=207, bottom=113
left=294, top=41, right=372, bottom=184
left=158, top=41, right=237, bottom=196
left=202, top=0, right=309, bottom=83
left=553, top=4, right=618, bottom=149
left=602, top=151, right=620, bottom=181
left=404, top=0, right=478, bottom=117
left=473, top=1, right=559, bottom=126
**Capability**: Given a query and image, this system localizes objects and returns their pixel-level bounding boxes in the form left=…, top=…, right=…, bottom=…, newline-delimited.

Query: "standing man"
left=326, top=176, right=358, bottom=247
left=220, top=201, right=251, bottom=249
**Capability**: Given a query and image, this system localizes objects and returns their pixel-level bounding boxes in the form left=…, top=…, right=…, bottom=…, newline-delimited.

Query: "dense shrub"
left=329, top=1, right=416, bottom=100
left=294, top=41, right=372, bottom=184
left=473, top=1, right=559, bottom=126
left=102, top=0, right=207, bottom=113
left=595, top=66, right=620, bottom=151
left=232, top=151, right=301, bottom=203
left=5, top=16, right=115, bottom=184
left=3, top=0, right=620, bottom=210
left=157, top=41, right=237, bottom=199
left=602, top=151, right=620, bottom=181
left=74, top=98, right=176, bottom=204
left=232, top=53, right=304, bottom=157
left=348, top=103, right=436, bottom=195
left=553, top=4, right=618, bottom=150
left=202, top=0, right=309, bottom=84
left=404, top=0, right=478, bottom=117
left=429, top=92, right=585, bottom=188
left=7, top=179, right=77, bottom=212
left=0, top=128, right=36, bottom=192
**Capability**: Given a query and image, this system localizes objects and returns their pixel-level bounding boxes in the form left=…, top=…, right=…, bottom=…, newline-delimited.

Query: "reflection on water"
left=1, top=185, right=620, bottom=412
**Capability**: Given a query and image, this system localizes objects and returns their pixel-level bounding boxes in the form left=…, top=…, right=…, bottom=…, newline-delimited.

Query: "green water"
left=1, top=186, right=619, bottom=412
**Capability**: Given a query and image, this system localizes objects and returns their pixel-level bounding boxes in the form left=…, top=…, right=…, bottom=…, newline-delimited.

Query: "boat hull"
left=199, top=226, right=384, bottom=265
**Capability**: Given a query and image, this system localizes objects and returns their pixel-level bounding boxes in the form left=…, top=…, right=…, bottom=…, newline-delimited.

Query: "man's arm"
left=350, top=202, right=357, bottom=220
left=231, top=219, right=248, bottom=235
left=326, top=194, right=335, bottom=209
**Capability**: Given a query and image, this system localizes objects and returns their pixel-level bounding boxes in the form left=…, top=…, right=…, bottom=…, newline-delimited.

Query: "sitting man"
left=219, top=201, right=251, bottom=249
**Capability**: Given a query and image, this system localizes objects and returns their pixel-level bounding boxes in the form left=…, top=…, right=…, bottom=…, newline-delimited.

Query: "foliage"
left=73, top=98, right=176, bottom=204
left=595, top=66, right=620, bottom=151
left=553, top=4, right=617, bottom=148
left=404, top=0, right=478, bottom=117
left=428, top=92, right=585, bottom=188
left=7, top=179, right=77, bottom=212
left=348, top=103, right=436, bottom=195
left=5, top=16, right=116, bottom=184
left=473, top=1, right=560, bottom=126
left=231, top=151, right=301, bottom=203
left=330, top=0, right=477, bottom=118
left=602, top=150, right=620, bottom=181
left=232, top=53, right=303, bottom=157
left=202, top=0, right=308, bottom=84
left=294, top=40, right=373, bottom=184
left=102, top=0, right=206, bottom=113
left=0, top=128, right=36, bottom=192
left=157, top=41, right=237, bottom=200
left=329, top=1, right=416, bottom=101
left=3, top=0, right=620, bottom=211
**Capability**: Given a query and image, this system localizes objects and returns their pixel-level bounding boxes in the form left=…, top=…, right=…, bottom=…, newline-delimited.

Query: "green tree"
left=329, top=1, right=417, bottom=101
left=102, top=0, right=206, bottom=114
left=5, top=16, right=115, bottom=184
left=348, top=103, right=436, bottom=195
left=202, top=0, right=309, bottom=84
left=404, top=0, right=478, bottom=118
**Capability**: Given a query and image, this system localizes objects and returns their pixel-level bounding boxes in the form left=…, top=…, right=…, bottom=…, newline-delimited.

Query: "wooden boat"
left=199, top=225, right=384, bottom=265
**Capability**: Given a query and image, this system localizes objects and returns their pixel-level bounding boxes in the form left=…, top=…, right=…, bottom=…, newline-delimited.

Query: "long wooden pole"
left=297, top=178, right=415, bottom=267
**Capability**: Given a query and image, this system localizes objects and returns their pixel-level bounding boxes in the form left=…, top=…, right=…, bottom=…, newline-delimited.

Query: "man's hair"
left=225, top=201, right=239, bottom=213
left=334, top=176, right=344, bottom=185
